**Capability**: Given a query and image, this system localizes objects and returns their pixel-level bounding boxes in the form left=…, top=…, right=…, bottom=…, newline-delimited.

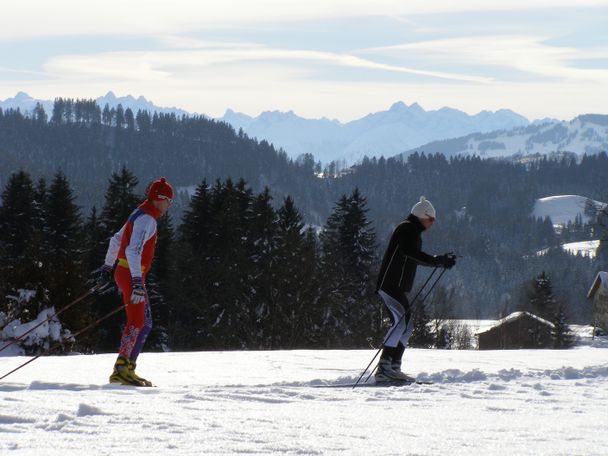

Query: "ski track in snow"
left=0, top=348, right=607, bottom=455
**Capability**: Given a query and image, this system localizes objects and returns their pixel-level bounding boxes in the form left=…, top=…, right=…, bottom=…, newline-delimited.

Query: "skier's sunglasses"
left=157, top=195, right=173, bottom=204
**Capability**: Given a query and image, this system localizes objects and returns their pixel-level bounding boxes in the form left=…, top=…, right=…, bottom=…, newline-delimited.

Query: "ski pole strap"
left=0, top=303, right=126, bottom=382
left=0, top=285, right=103, bottom=355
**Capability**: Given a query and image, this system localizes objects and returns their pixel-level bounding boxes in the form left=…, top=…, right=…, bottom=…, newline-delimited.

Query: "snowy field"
left=1, top=345, right=608, bottom=456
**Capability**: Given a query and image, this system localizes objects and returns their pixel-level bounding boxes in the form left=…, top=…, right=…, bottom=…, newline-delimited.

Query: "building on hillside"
left=477, top=312, right=554, bottom=349
left=586, top=271, right=608, bottom=334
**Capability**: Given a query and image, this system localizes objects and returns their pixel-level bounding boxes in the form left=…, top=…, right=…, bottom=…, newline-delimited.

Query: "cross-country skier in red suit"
left=97, top=177, right=174, bottom=386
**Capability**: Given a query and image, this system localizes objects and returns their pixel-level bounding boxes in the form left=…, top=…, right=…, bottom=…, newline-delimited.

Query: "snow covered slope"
left=1, top=348, right=607, bottom=455
left=561, top=240, right=600, bottom=258
left=400, top=114, right=608, bottom=159
left=532, top=195, right=605, bottom=227
left=532, top=195, right=605, bottom=257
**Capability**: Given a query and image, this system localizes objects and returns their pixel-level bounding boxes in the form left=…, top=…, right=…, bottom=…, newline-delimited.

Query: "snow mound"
left=77, top=403, right=106, bottom=417
left=0, top=306, right=72, bottom=355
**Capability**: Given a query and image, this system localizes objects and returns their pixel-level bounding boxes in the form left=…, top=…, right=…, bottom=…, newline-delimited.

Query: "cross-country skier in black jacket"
left=375, top=196, right=455, bottom=382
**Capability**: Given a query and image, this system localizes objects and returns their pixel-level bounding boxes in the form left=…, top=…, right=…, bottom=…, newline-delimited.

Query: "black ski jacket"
left=376, top=214, right=439, bottom=297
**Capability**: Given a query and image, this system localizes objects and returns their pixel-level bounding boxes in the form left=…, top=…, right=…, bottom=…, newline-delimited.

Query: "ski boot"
left=128, top=360, right=153, bottom=387
left=109, top=356, right=147, bottom=386
left=391, top=359, right=416, bottom=382
left=374, top=356, right=413, bottom=383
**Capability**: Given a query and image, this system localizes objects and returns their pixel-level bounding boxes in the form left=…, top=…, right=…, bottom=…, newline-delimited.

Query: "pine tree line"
left=2, top=99, right=606, bottom=326
left=0, top=168, right=382, bottom=353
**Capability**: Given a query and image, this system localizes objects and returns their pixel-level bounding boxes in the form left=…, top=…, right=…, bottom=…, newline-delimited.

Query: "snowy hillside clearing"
left=537, top=240, right=600, bottom=258
left=562, top=240, right=601, bottom=258
left=400, top=114, right=608, bottom=160
left=532, top=194, right=605, bottom=228
left=1, top=348, right=607, bottom=455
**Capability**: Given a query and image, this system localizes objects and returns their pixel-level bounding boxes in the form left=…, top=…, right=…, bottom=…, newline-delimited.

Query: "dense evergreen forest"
left=0, top=98, right=606, bottom=353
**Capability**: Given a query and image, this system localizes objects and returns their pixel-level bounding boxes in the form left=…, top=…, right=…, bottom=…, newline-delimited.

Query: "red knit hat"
left=147, top=177, right=174, bottom=201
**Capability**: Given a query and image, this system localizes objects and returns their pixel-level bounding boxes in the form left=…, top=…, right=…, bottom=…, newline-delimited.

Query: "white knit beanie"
left=411, top=196, right=436, bottom=220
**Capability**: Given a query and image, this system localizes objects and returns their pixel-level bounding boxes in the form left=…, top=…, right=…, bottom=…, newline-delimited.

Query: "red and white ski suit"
left=104, top=200, right=161, bottom=360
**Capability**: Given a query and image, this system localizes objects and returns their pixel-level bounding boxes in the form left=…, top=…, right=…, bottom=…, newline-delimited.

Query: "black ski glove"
left=435, top=253, right=456, bottom=269
left=96, top=264, right=113, bottom=289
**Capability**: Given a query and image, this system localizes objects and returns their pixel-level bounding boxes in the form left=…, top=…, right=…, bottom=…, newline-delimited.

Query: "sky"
left=1, top=0, right=607, bottom=122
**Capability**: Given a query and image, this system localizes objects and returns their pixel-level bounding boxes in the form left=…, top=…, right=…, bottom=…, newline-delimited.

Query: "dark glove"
left=436, top=253, right=456, bottom=269
left=130, top=277, right=146, bottom=304
left=96, top=264, right=114, bottom=289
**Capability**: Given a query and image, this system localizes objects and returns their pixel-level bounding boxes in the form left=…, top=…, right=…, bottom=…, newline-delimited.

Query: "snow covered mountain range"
left=3, top=92, right=606, bottom=164
left=400, top=114, right=608, bottom=160
left=221, top=102, right=530, bottom=164
left=1, top=92, right=533, bottom=164
left=0, top=91, right=190, bottom=119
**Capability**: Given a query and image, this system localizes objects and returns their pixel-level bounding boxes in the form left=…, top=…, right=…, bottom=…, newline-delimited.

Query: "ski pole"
left=353, top=266, right=439, bottom=389
left=360, top=267, right=449, bottom=385
left=0, top=303, right=125, bottom=382
left=407, top=267, right=448, bottom=316
left=0, top=283, right=108, bottom=355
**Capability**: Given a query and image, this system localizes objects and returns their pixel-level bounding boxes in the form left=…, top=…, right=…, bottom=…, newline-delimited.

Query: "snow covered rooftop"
left=587, top=271, right=608, bottom=299
left=478, top=311, right=555, bottom=334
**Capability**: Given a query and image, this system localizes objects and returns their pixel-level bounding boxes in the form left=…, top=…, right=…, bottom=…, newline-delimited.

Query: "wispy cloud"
left=365, top=35, right=608, bottom=83
left=44, top=44, right=492, bottom=84
left=1, top=1, right=607, bottom=120
left=2, top=1, right=608, bottom=39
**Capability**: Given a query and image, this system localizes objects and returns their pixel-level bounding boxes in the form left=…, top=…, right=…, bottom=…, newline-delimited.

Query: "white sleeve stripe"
left=104, top=224, right=126, bottom=267
left=125, top=214, right=157, bottom=277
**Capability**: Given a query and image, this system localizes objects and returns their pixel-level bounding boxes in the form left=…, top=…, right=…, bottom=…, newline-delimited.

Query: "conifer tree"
left=172, top=180, right=212, bottom=349
left=245, top=187, right=276, bottom=347
left=552, top=305, right=575, bottom=348
left=524, top=271, right=558, bottom=320
left=145, top=213, right=174, bottom=351
left=319, top=188, right=378, bottom=347
left=409, top=303, right=434, bottom=348
left=43, top=171, right=86, bottom=343
left=125, top=108, right=135, bottom=131
left=82, top=206, right=106, bottom=276
left=300, top=227, right=322, bottom=346
left=33, top=102, right=47, bottom=125
left=100, top=167, right=141, bottom=234
left=102, top=103, right=112, bottom=125
left=0, top=171, right=47, bottom=324
left=0, top=171, right=62, bottom=353
left=267, top=196, right=309, bottom=348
